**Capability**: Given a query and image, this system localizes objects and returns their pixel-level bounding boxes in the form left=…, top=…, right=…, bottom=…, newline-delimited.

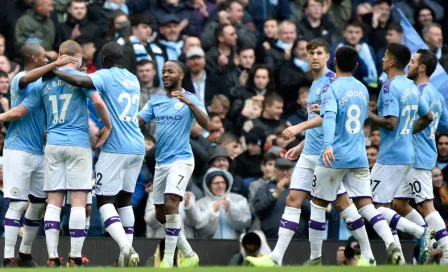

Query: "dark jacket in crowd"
left=234, top=151, right=263, bottom=179
left=246, top=0, right=291, bottom=35
left=15, top=9, right=56, bottom=51
left=200, top=21, right=257, bottom=52
left=264, top=43, right=287, bottom=69
left=149, top=2, right=195, bottom=35
left=296, top=16, right=340, bottom=46
left=182, top=71, right=226, bottom=106
left=205, top=46, right=236, bottom=77
left=251, top=117, right=290, bottom=137
left=55, top=14, right=99, bottom=49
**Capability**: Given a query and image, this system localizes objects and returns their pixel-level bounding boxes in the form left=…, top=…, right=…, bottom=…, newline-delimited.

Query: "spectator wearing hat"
left=184, top=168, right=251, bottom=239
left=253, top=157, right=306, bottom=239
left=208, top=146, right=244, bottom=196
left=178, top=36, right=202, bottom=63
left=181, top=47, right=224, bottom=106
left=235, top=127, right=265, bottom=180
left=150, top=14, right=184, bottom=82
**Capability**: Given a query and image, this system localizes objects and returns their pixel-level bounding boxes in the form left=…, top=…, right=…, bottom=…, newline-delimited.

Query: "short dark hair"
left=130, top=13, right=151, bottom=27
left=344, top=19, right=364, bottom=31
left=388, top=23, right=403, bottom=33
left=416, top=49, right=438, bottom=77
left=101, top=41, right=124, bottom=66
left=386, top=43, right=411, bottom=70
left=366, top=145, right=379, bottom=152
left=0, top=70, right=8, bottom=79
left=335, top=45, right=358, bottom=73
left=306, top=38, right=330, bottom=53
left=215, top=24, right=233, bottom=42
left=264, top=93, right=283, bottom=107
left=166, top=60, right=186, bottom=74
left=137, top=59, right=156, bottom=69
left=262, top=152, right=277, bottom=165
left=237, top=46, right=254, bottom=56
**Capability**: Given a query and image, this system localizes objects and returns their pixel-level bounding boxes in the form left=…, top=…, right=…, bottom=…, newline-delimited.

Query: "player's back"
left=377, top=75, right=420, bottom=165
left=88, top=68, right=145, bottom=155
left=37, top=68, right=92, bottom=148
left=413, top=83, right=447, bottom=170
left=5, top=71, right=45, bottom=155
left=303, top=70, right=335, bottom=156
left=321, top=76, right=369, bottom=168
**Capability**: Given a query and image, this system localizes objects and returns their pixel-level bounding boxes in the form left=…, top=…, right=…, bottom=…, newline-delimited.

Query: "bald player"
left=138, top=60, right=210, bottom=268
left=0, top=40, right=111, bottom=267
left=2, top=44, right=77, bottom=267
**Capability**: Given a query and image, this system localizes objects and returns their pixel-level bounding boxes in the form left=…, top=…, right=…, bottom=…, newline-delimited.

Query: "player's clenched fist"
left=172, top=91, right=192, bottom=106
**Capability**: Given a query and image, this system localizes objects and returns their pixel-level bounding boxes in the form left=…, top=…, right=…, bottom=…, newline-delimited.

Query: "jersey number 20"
left=49, top=94, right=73, bottom=124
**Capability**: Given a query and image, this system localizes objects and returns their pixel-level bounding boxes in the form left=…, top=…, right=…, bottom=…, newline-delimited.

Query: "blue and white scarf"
left=159, top=40, right=184, bottom=60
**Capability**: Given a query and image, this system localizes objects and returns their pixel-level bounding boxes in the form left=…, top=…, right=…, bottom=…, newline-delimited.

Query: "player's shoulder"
left=324, top=70, right=336, bottom=82
left=184, top=89, right=202, bottom=101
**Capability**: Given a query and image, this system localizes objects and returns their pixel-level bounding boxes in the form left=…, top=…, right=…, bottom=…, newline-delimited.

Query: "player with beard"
left=393, top=49, right=448, bottom=264
left=138, top=60, right=211, bottom=268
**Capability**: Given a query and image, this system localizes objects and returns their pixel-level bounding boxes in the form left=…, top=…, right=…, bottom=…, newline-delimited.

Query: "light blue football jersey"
left=318, top=76, right=369, bottom=168
left=5, top=71, right=45, bottom=155
left=377, top=75, right=429, bottom=165
left=88, top=68, right=145, bottom=155
left=413, top=83, right=448, bottom=170
left=303, top=70, right=336, bottom=156
left=139, top=89, right=207, bottom=165
left=22, top=68, right=96, bottom=148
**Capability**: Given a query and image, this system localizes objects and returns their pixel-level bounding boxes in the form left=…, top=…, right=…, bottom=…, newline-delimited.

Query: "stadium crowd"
left=0, top=0, right=448, bottom=262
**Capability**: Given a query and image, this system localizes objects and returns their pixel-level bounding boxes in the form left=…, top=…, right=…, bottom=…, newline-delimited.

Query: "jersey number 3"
left=49, top=94, right=73, bottom=124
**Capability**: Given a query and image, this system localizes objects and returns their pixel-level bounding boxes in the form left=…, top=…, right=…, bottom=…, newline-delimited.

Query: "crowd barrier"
left=0, top=238, right=415, bottom=266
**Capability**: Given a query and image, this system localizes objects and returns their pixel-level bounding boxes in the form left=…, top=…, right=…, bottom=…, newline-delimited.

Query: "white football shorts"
left=395, top=168, right=433, bottom=204
left=370, top=163, right=412, bottom=204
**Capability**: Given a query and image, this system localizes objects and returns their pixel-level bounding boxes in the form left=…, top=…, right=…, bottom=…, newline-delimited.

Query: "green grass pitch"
left=7, top=266, right=448, bottom=271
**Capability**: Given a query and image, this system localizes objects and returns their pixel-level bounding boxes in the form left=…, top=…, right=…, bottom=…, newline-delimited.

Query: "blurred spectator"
left=330, top=20, right=377, bottom=88
left=336, top=236, right=363, bottom=266
left=55, top=0, right=99, bottom=50
left=326, top=0, right=352, bottom=27
left=296, top=0, right=340, bottom=46
left=225, top=47, right=255, bottom=97
left=413, top=4, right=435, bottom=38
left=208, top=146, right=244, bottom=195
left=150, top=0, right=195, bottom=35
left=275, top=38, right=313, bottom=116
left=182, top=47, right=223, bottom=106
left=179, top=36, right=202, bottom=63
left=252, top=157, right=294, bottom=238
left=209, top=95, right=233, bottom=132
left=355, top=2, right=372, bottom=22
left=366, top=145, right=378, bottom=170
left=190, top=120, right=213, bottom=178
left=245, top=93, right=290, bottom=137
left=422, top=23, right=448, bottom=71
left=361, top=0, right=394, bottom=54
left=376, top=23, right=403, bottom=79
left=287, top=85, right=310, bottom=126
left=117, top=14, right=154, bottom=62
left=201, top=0, right=257, bottom=51
left=437, top=134, right=448, bottom=170
left=15, top=0, right=58, bottom=59
left=393, top=0, right=444, bottom=25
left=218, top=132, right=242, bottom=160
left=254, top=19, right=278, bottom=64
left=205, top=24, right=238, bottom=76
left=0, top=71, right=10, bottom=114
left=205, top=113, right=225, bottom=145
left=184, top=168, right=251, bottom=239
left=228, top=231, right=272, bottom=266
left=265, top=20, right=296, bottom=69
left=246, top=0, right=291, bottom=35
left=235, top=127, right=265, bottom=179
left=0, top=56, right=20, bottom=80
left=433, top=167, right=448, bottom=221
left=80, top=40, right=97, bottom=73
left=248, top=152, right=276, bottom=212
left=104, top=10, right=129, bottom=42
left=137, top=59, right=164, bottom=109
left=370, top=128, right=380, bottom=147
left=94, top=0, right=130, bottom=41
left=0, top=35, right=5, bottom=56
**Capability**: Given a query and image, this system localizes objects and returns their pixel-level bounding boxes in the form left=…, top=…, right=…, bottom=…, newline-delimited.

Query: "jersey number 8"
left=346, top=104, right=361, bottom=134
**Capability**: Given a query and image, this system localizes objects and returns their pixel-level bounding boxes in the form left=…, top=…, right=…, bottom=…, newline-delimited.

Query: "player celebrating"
left=368, top=44, right=434, bottom=263
left=311, top=45, right=404, bottom=265
left=393, top=49, right=448, bottom=264
left=0, top=40, right=112, bottom=267
left=2, top=44, right=77, bottom=267
left=138, top=60, right=210, bottom=268
left=246, top=39, right=375, bottom=267
left=53, top=41, right=144, bottom=267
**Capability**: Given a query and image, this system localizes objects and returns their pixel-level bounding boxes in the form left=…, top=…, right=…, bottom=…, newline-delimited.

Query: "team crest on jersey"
left=10, top=187, right=20, bottom=196
left=174, top=102, right=183, bottom=110
left=316, top=87, right=322, bottom=95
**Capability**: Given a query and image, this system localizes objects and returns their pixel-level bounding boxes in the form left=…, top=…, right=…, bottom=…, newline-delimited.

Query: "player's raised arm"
left=54, top=69, right=94, bottom=89
left=172, top=91, right=211, bottom=131
left=19, top=55, right=79, bottom=88
left=89, top=92, right=112, bottom=148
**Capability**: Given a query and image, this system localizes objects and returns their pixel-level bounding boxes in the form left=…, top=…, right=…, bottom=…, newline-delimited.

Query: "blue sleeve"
left=82, top=88, right=98, bottom=98
left=138, top=101, right=154, bottom=123
left=21, top=85, right=42, bottom=111
left=88, top=71, right=106, bottom=93
left=418, top=91, right=430, bottom=117
left=320, top=85, right=337, bottom=116
left=438, top=98, right=448, bottom=131
left=381, top=84, right=400, bottom=117
left=189, top=94, right=208, bottom=114
left=323, top=112, right=336, bottom=149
